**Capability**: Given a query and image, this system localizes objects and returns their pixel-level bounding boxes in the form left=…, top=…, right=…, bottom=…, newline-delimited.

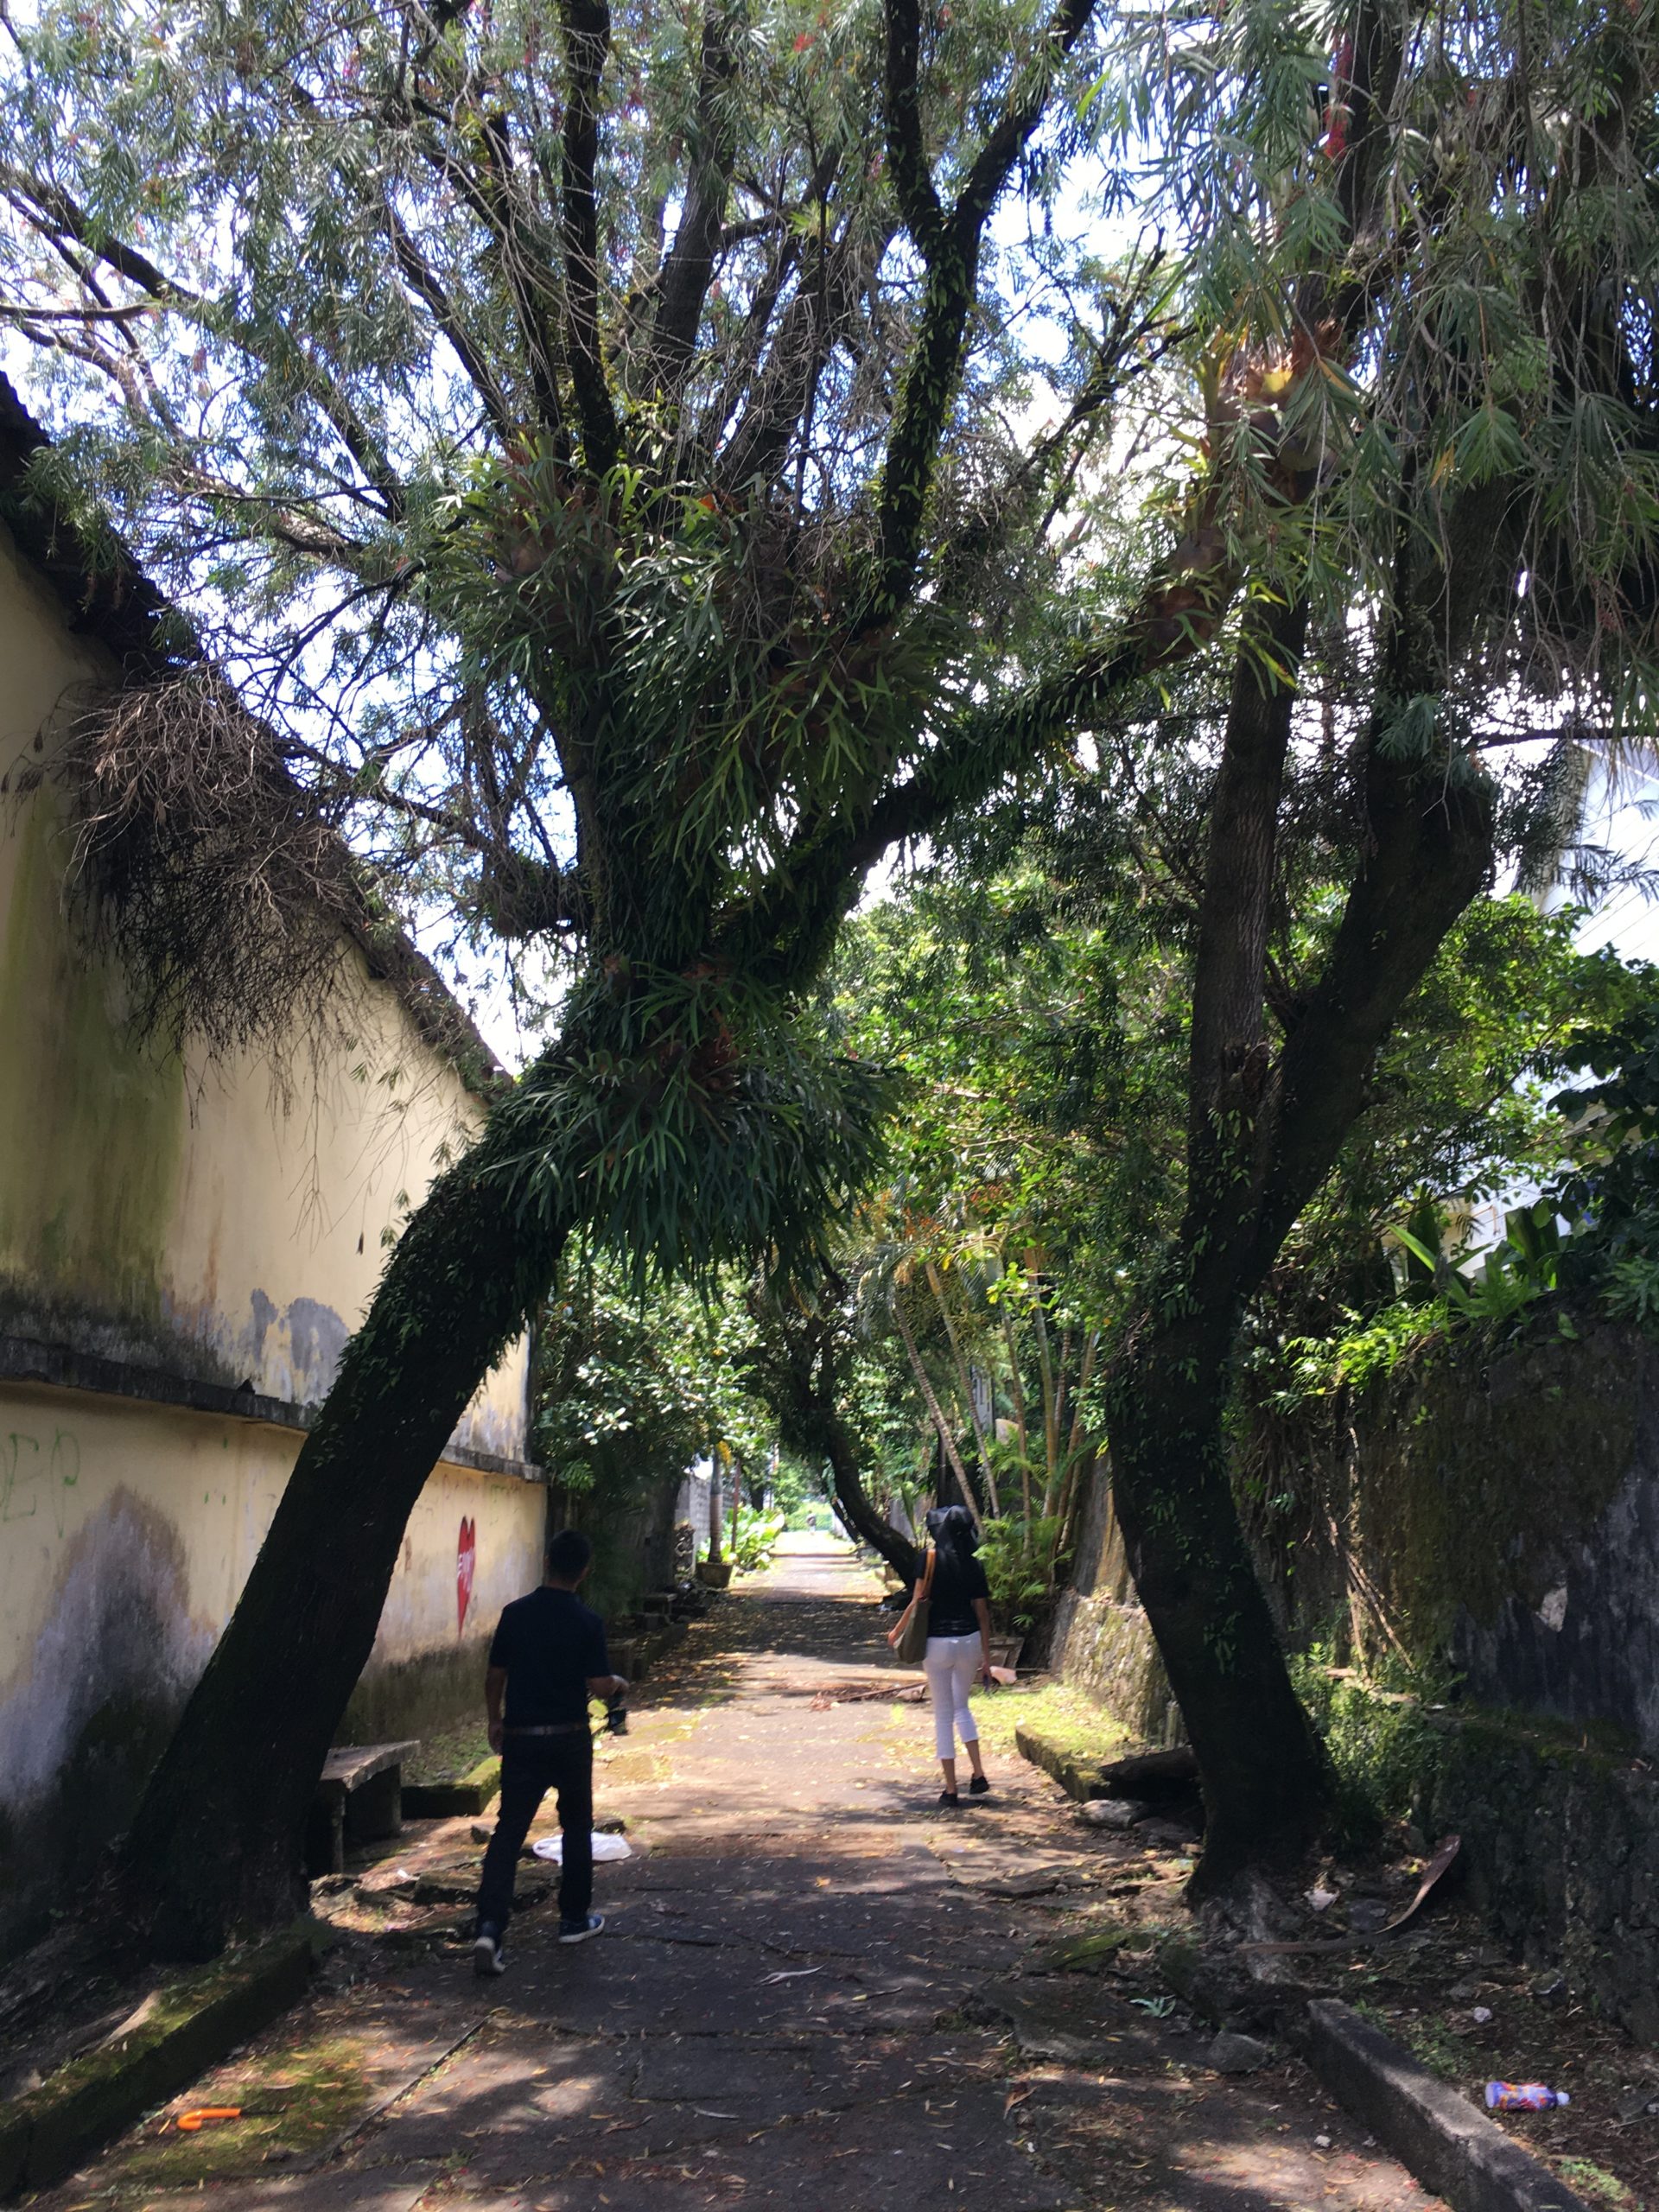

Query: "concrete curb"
left=1013, top=1720, right=1109, bottom=1802
left=0, top=1920, right=317, bottom=2200
left=1008, top=1730, right=1590, bottom=2212
left=1298, top=1999, right=1590, bottom=2212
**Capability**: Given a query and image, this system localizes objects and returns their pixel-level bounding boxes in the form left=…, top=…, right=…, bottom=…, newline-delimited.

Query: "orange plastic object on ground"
left=175, top=2107, right=243, bottom=2131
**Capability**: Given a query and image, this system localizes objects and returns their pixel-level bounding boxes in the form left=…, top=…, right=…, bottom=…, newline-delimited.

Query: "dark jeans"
left=475, top=1735, right=593, bottom=1933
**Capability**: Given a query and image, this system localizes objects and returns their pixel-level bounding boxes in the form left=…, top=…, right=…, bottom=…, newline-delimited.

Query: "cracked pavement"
left=36, top=1537, right=1447, bottom=2212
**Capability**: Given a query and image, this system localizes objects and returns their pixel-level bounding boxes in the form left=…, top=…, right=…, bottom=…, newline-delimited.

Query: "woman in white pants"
left=890, top=1504, right=995, bottom=1807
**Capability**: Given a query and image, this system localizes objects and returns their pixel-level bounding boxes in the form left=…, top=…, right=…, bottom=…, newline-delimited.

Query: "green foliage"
left=534, top=1258, right=776, bottom=1608
left=499, top=967, right=894, bottom=1293
left=977, top=1513, right=1066, bottom=1627
left=728, top=1509, right=785, bottom=1573
left=1550, top=991, right=1659, bottom=1325
left=1288, top=1639, right=1449, bottom=1849
left=1237, top=913, right=1648, bottom=1507
left=1391, top=1206, right=1560, bottom=1326
left=1556, top=2159, right=1639, bottom=2211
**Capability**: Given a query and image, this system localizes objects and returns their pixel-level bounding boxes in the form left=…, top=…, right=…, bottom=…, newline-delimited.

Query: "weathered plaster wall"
left=1039, top=1309, right=1659, bottom=2027
left=0, top=518, right=529, bottom=1452
left=0, top=1376, right=543, bottom=1954
left=1050, top=1314, right=1659, bottom=1760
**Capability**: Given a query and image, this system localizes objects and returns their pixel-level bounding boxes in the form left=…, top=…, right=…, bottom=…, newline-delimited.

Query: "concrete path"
left=39, top=1537, right=1446, bottom=2212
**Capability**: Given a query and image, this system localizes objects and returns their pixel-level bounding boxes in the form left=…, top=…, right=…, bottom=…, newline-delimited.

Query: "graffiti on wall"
left=0, top=1428, right=81, bottom=1535
left=457, top=1516, right=476, bottom=1632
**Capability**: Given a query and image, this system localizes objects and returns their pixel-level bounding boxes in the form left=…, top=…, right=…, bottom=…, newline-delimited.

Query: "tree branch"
left=474, top=106, right=569, bottom=435
left=386, top=213, right=516, bottom=442
left=716, top=215, right=888, bottom=493
left=1184, top=593, right=1308, bottom=1179
left=881, top=0, right=943, bottom=254
left=720, top=514, right=1239, bottom=987
left=556, top=0, right=621, bottom=474
left=649, top=3, right=739, bottom=393
left=0, top=163, right=195, bottom=302
left=861, top=0, right=1098, bottom=632
left=291, top=343, right=409, bottom=524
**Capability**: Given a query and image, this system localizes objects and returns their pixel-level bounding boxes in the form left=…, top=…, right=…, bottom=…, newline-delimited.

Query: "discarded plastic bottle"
left=1485, top=2082, right=1570, bottom=2110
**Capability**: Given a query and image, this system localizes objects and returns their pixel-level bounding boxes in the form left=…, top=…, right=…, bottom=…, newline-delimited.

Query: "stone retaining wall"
left=1045, top=1452, right=1173, bottom=1738
left=1426, top=1708, right=1659, bottom=2044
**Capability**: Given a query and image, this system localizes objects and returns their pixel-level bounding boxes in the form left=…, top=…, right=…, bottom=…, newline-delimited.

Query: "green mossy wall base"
left=0, top=1921, right=315, bottom=2199
left=401, top=1754, right=502, bottom=1817
left=1014, top=1719, right=1112, bottom=1802
left=338, top=1639, right=493, bottom=1747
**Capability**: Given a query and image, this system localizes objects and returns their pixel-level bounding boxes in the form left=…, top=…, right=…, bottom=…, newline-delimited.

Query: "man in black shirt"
left=472, top=1528, right=628, bottom=1974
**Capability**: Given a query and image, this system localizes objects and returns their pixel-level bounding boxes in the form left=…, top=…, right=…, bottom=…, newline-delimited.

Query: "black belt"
left=503, top=1722, right=589, bottom=1737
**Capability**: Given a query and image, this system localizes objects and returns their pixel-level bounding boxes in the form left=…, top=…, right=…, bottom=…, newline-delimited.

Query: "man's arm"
left=586, top=1671, right=629, bottom=1700
left=486, top=1664, right=508, bottom=1753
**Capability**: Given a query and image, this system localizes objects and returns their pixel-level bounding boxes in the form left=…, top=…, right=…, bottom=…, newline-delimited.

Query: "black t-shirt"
left=927, top=1549, right=991, bottom=1638
left=488, top=1586, right=610, bottom=1727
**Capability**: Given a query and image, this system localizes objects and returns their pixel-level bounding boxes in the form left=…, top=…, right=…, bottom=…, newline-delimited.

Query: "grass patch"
left=972, top=1679, right=1130, bottom=1766
left=1401, top=2015, right=1467, bottom=2082
left=1557, top=2158, right=1638, bottom=2209
left=110, top=2034, right=370, bottom=2188
left=1046, top=1925, right=1166, bottom=1973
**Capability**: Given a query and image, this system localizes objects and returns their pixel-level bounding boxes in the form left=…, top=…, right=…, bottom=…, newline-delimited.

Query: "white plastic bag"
left=532, top=1831, right=632, bottom=1863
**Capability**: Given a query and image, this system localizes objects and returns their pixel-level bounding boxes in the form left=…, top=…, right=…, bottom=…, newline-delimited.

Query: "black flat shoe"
left=969, top=1774, right=990, bottom=1796
left=938, top=1789, right=961, bottom=1808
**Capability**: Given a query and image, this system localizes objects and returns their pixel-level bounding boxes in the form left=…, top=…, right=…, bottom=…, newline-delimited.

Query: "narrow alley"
left=36, top=1541, right=1444, bottom=2212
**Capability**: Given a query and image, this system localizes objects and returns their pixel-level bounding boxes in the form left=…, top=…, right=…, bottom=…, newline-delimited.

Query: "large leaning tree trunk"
left=126, top=1112, right=569, bottom=1950
left=1106, top=720, right=1496, bottom=1878
left=741, top=1282, right=923, bottom=1588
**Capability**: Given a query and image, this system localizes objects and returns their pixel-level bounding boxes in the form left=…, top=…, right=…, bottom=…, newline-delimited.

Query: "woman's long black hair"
left=925, top=1503, right=979, bottom=1571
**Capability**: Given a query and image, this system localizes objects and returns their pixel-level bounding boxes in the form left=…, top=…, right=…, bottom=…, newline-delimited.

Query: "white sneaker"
left=473, top=1929, right=507, bottom=1976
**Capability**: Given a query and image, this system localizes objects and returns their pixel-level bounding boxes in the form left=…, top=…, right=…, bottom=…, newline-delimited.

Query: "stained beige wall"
left=0, top=519, right=528, bottom=1454
left=0, top=1376, right=544, bottom=1952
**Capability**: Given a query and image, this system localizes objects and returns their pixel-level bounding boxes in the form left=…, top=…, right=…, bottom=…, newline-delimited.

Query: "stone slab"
left=1022, top=2071, right=1442, bottom=2211
left=320, top=1743, right=420, bottom=1796
left=357, top=2072, right=1068, bottom=2210
left=459, top=1932, right=961, bottom=2037
left=348, top=2035, right=627, bottom=2166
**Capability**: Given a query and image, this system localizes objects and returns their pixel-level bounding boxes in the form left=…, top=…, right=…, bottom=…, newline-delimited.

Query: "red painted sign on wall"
left=457, top=1516, right=477, bottom=1632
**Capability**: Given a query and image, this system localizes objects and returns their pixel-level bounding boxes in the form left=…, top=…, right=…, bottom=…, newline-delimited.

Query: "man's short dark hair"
left=546, top=1528, right=593, bottom=1581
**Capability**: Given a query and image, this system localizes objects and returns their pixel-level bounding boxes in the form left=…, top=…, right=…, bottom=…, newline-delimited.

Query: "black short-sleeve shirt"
left=487, top=1587, right=610, bottom=1726
left=927, top=1550, right=991, bottom=1638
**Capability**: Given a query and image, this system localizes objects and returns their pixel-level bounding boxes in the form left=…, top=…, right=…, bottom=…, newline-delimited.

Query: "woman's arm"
left=887, top=1548, right=932, bottom=1648
left=973, top=1596, right=993, bottom=1684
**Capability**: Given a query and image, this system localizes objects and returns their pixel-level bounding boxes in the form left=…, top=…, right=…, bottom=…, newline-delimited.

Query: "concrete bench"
left=305, top=1739, right=418, bottom=1876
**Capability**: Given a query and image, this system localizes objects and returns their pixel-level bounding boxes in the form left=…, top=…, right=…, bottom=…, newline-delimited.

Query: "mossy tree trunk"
left=124, top=1077, right=568, bottom=1958
left=1105, top=602, right=1497, bottom=1881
